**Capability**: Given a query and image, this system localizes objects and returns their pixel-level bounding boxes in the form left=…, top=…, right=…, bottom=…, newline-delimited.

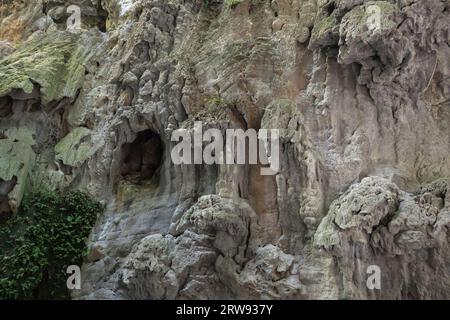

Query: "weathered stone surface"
left=315, top=177, right=450, bottom=299
left=0, top=0, right=448, bottom=299
left=0, top=128, right=36, bottom=216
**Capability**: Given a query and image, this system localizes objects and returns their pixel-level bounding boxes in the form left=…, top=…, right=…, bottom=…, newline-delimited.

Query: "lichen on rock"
left=0, top=128, right=36, bottom=216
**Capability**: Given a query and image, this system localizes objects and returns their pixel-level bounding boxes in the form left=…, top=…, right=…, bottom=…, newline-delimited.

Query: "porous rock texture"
left=0, top=0, right=449, bottom=299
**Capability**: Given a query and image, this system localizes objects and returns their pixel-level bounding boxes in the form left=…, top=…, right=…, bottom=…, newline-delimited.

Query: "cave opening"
left=120, top=129, right=163, bottom=184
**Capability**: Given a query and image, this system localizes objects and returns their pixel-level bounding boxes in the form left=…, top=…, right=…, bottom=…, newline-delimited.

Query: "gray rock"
left=0, top=0, right=448, bottom=300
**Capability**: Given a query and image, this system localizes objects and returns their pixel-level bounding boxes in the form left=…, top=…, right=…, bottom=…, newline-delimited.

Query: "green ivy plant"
left=0, top=190, right=103, bottom=299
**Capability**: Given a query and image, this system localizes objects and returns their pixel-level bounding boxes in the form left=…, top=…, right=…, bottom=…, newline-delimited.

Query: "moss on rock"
left=55, top=127, right=100, bottom=168
left=0, top=189, right=103, bottom=299
left=0, top=31, right=89, bottom=104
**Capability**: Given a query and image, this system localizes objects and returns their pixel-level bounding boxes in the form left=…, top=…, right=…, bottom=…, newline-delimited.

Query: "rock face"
left=0, top=0, right=449, bottom=299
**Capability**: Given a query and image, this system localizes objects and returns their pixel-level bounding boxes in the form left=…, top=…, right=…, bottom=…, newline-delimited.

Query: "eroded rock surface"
left=0, top=0, right=448, bottom=299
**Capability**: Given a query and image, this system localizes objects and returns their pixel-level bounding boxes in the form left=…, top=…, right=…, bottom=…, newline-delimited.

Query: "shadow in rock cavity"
left=119, top=129, right=164, bottom=185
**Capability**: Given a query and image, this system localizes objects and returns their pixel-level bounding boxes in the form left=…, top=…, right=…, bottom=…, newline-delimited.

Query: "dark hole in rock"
left=325, top=2, right=336, bottom=15
left=0, top=96, right=13, bottom=117
left=0, top=176, right=17, bottom=221
left=120, top=129, right=163, bottom=183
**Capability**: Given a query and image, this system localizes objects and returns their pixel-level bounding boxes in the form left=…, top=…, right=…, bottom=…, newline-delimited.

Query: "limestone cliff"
left=0, top=0, right=449, bottom=299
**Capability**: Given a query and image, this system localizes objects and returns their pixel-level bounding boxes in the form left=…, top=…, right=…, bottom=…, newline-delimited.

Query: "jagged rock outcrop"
left=0, top=0, right=448, bottom=299
left=315, top=177, right=450, bottom=299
